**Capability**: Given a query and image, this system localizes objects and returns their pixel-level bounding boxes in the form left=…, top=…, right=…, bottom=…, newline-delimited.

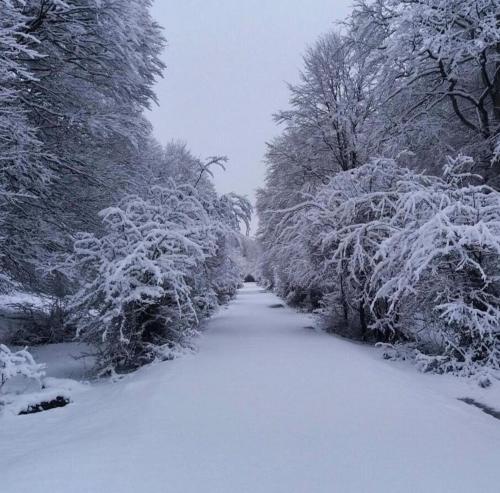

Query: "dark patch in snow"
left=18, top=396, right=70, bottom=415
left=244, top=274, right=256, bottom=282
left=458, top=398, right=500, bottom=421
left=304, top=326, right=316, bottom=330
left=268, top=304, right=285, bottom=309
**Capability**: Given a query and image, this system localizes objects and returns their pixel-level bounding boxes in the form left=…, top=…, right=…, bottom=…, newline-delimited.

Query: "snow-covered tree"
left=257, top=1, right=500, bottom=377
left=353, top=0, right=500, bottom=182
left=275, top=30, right=381, bottom=174
left=371, top=157, right=500, bottom=374
left=0, top=2, right=49, bottom=290
left=65, top=182, right=217, bottom=373
left=205, top=193, right=252, bottom=302
left=260, top=154, right=500, bottom=374
left=62, top=145, right=252, bottom=373
left=1, top=0, right=165, bottom=292
left=257, top=27, right=383, bottom=303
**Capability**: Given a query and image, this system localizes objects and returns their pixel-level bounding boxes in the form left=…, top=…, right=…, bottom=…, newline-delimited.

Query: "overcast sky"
left=148, top=0, right=352, bottom=227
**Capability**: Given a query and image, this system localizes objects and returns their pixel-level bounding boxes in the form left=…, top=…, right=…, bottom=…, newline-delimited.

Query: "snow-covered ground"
left=1, top=283, right=499, bottom=493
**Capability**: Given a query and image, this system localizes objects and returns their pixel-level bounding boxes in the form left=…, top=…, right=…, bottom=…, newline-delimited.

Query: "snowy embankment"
left=1, top=284, right=500, bottom=493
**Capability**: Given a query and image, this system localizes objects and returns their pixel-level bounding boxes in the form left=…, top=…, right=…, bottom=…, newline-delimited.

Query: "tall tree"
left=2, top=0, right=165, bottom=290
left=353, top=0, right=500, bottom=181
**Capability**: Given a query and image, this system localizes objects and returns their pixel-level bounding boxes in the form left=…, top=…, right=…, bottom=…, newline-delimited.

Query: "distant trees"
left=257, top=0, right=500, bottom=378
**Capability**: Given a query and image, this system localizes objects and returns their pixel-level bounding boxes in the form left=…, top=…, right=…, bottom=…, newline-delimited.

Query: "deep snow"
left=1, top=284, right=500, bottom=493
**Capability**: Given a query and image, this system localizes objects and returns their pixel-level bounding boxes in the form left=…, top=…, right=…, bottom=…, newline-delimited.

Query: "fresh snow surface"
left=1, top=284, right=500, bottom=493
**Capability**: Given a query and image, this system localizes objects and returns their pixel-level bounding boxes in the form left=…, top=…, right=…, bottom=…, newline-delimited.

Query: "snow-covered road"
left=1, top=284, right=500, bottom=492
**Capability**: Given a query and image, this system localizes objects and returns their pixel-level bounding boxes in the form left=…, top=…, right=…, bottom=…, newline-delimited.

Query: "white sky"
left=148, top=0, right=352, bottom=228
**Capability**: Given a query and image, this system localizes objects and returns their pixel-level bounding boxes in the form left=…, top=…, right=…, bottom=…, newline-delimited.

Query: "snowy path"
left=1, top=284, right=500, bottom=493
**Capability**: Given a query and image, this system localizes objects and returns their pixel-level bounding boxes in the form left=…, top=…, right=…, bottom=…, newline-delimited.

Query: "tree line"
left=0, top=0, right=251, bottom=375
left=257, top=0, right=500, bottom=380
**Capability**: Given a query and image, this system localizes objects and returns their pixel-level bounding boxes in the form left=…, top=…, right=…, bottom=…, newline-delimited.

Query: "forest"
left=1, top=0, right=499, bottom=396
left=0, top=0, right=256, bottom=378
left=1, top=2, right=500, bottom=491
left=257, top=0, right=500, bottom=381
left=0, top=0, right=499, bottom=388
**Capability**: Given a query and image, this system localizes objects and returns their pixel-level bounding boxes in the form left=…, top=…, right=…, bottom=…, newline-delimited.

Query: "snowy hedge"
left=259, top=158, right=500, bottom=376
left=65, top=179, right=251, bottom=374
left=256, top=0, right=500, bottom=378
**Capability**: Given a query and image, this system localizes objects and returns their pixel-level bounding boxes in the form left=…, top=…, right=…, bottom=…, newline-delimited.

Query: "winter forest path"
left=1, top=284, right=500, bottom=493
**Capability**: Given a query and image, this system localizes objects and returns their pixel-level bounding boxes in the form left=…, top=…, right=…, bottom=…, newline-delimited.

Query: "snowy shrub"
left=65, top=176, right=252, bottom=374
left=308, top=160, right=417, bottom=339
left=266, top=159, right=415, bottom=338
left=66, top=182, right=217, bottom=373
left=372, top=159, right=500, bottom=375
left=261, top=156, right=500, bottom=375
left=256, top=0, right=500, bottom=377
left=0, top=345, right=45, bottom=393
